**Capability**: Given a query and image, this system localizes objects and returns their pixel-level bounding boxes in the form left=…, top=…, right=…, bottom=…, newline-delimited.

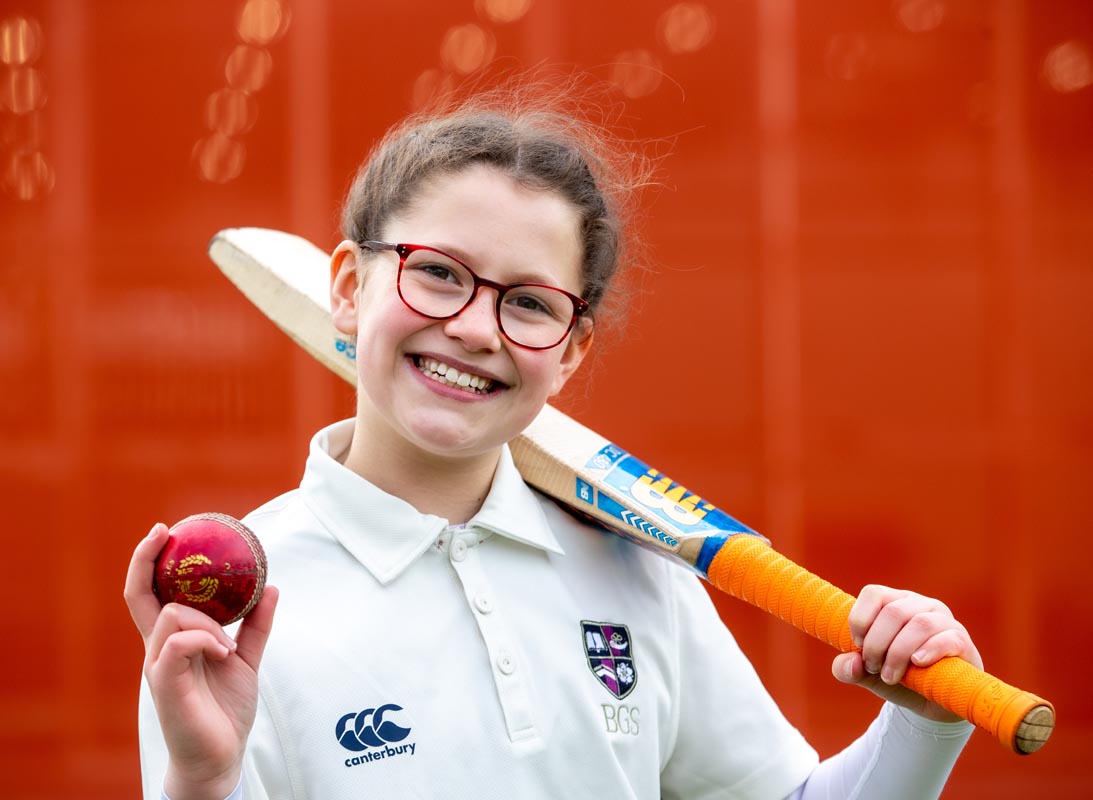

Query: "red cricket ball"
left=153, top=513, right=268, bottom=626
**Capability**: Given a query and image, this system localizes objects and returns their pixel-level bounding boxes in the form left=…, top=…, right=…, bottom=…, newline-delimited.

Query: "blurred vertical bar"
left=991, top=0, right=1034, bottom=680
left=287, top=0, right=335, bottom=451
left=756, top=0, right=806, bottom=722
left=47, top=0, right=93, bottom=748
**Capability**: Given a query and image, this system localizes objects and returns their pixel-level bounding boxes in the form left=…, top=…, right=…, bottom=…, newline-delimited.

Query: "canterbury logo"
left=336, top=704, right=416, bottom=768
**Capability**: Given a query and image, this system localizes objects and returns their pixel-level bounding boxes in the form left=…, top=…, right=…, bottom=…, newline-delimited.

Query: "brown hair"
left=340, top=77, right=652, bottom=325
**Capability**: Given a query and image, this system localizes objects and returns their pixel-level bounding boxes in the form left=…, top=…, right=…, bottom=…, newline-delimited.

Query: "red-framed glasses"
left=360, top=241, right=590, bottom=350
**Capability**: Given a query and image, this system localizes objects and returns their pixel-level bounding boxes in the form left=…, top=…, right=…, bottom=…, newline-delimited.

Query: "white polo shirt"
left=141, top=418, right=820, bottom=798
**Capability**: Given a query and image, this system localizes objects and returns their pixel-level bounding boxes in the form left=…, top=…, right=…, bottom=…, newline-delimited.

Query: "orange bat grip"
left=705, top=535, right=1054, bottom=754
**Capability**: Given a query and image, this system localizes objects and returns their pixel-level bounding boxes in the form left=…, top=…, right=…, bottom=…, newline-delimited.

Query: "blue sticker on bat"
left=595, top=493, right=679, bottom=548
left=576, top=478, right=594, bottom=506
left=335, top=338, right=357, bottom=361
left=586, top=445, right=757, bottom=539
left=584, top=444, right=626, bottom=472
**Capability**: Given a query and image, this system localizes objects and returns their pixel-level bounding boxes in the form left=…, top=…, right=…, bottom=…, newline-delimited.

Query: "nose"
left=442, top=287, right=503, bottom=351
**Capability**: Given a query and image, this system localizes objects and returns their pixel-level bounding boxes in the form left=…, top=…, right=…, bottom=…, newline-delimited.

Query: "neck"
left=340, top=418, right=500, bottom=524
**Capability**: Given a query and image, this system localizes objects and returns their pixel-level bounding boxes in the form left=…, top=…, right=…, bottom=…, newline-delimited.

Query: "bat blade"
left=208, top=227, right=1054, bottom=754
left=210, top=228, right=357, bottom=384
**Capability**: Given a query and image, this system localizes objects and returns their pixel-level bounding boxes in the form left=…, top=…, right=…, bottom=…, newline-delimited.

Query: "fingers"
left=146, top=602, right=239, bottom=672
left=124, top=523, right=171, bottom=639
left=866, top=611, right=962, bottom=684
left=910, top=626, right=981, bottom=669
left=847, top=584, right=928, bottom=648
left=154, top=628, right=237, bottom=683
left=850, top=584, right=982, bottom=685
left=234, top=585, right=279, bottom=672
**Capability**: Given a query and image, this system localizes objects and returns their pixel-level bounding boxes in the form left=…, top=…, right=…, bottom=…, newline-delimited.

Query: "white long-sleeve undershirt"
left=786, top=703, right=974, bottom=800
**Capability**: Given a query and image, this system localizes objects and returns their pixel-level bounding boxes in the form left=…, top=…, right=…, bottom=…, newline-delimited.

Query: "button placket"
left=446, top=529, right=538, bottom=743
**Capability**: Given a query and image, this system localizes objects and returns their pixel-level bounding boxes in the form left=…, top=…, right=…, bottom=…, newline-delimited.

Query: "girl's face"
left=330, top=164, right=592, bottom=463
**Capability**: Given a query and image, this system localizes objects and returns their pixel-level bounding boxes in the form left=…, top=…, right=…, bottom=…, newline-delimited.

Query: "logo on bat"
left=582, top=620, right=637, bottom=699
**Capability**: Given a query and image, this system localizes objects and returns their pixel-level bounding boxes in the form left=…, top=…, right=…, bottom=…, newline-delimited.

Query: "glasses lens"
left=499, top=287, right=576, bottom=348
left=398, top=248, right=474, bottom=317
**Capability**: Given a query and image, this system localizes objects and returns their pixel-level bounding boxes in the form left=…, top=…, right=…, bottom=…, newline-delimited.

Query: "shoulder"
left=241, top=489, right=342, bottom=569
left=529, top=490, right=718, bottom=619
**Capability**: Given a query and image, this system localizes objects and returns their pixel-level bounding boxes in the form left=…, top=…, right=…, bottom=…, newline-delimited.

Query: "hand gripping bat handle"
left=705, top=535, right=1054, bottom=754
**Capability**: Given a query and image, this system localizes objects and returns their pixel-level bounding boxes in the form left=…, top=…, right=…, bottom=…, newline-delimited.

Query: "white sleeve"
left=784, top=703, right=974, bottom=800
left=160, top=778, right=242, bottom=800
left=660, top=569, right=818, bottom=800
left=138, top=677, right=171, bottom=800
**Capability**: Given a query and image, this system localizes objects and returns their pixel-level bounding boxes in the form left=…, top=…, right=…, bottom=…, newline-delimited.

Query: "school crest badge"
left=581, top=620, right=636, bottom=699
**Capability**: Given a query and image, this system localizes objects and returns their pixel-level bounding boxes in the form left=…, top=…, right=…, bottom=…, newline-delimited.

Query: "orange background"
left=1, top=0, right=1091, bottom=796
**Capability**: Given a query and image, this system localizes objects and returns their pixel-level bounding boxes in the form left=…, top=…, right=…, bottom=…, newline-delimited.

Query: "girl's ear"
left=330, top=241, right=360, bottom=335
left=549, top=319, right=594, bottom=396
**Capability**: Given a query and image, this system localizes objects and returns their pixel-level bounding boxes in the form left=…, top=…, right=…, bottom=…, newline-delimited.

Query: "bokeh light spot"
left=193, top=133, right=246, bottom=184
left=225, top=44, right=273, bottom=92
left=412, top=68, right=456, bottom=110
left=0, top=15, right=42, bottom=66
left=658, top=3, right=715, bottom=55
left=1042, top=41, right=1092, bottom=94
left=892, top=0, right=946, bottom=34
left=2, top=149, right=53, bottom=200
left=0, top=67, right=46, bottom=114
left=237, top=0, right=291, bottom=46
left=611, top=50, right=663, bottom=98
left=440, top=24, right=496, bottom=75
left=825, top=34, right=873, bottom=81
left=205, top=88, right=258, bottom=136
left=474, top=0, right=533, bottom=24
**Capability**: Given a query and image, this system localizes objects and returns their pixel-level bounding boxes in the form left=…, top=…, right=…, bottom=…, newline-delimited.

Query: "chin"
left=407, top=419, right=510, bottom=460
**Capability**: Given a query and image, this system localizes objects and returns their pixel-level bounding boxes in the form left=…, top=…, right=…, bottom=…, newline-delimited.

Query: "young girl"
left=126, top=85, right=980, bottom=799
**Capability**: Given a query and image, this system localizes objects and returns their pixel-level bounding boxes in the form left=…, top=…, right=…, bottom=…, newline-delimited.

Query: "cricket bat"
left=209, top=226, right=1054, bottom=755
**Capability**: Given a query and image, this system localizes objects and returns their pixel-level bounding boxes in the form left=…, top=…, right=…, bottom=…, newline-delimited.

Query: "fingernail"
left=912, top=648, right=928, bottom=663
left=842, top=660, right=854, bottom=681
left=881, top=668, right=895, bottom=684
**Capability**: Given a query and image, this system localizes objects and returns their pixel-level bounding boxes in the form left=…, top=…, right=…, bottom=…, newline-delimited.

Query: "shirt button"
left=473, top=593, right=494, bottom=614
left=496, top=651, right=517, bottom=675
left=451, top=539, right=468, bottom=562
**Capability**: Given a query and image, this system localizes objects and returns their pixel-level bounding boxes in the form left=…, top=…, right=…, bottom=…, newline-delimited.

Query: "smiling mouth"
left=413, top=356, right=501, bottom=395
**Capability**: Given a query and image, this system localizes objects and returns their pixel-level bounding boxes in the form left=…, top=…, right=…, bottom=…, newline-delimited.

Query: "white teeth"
left=416, top=358, right=495, bottom=394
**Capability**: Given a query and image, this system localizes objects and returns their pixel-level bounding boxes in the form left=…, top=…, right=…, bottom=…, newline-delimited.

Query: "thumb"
left=233, top=585, right=279, bottom=672
left=831, top=650, right=938, bottom=717
left=831, top=651, right=886, bottom=690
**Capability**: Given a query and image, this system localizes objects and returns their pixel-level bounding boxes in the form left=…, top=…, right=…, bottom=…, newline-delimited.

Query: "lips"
left=412, top=355, right=504, bottom=395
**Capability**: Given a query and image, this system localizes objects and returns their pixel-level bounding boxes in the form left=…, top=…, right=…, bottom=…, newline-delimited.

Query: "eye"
left=509, top=293, right=551, bottom=314
left=414, top=262, right=460, bottom=283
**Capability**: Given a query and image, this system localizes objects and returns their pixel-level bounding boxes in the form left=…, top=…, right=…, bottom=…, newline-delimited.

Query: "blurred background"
left=1, top=0, right=1090, bottom=796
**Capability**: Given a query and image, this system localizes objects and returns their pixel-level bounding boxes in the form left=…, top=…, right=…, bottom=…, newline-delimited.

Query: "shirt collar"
left=299, top=419, right=564, bottom=585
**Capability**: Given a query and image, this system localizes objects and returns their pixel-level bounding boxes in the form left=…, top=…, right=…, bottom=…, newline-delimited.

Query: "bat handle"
left=705, top=535, right=1054, bottom=755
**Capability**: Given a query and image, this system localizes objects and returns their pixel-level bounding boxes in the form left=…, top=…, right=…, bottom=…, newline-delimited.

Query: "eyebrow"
left=424, top=241, right=573, bottom=289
